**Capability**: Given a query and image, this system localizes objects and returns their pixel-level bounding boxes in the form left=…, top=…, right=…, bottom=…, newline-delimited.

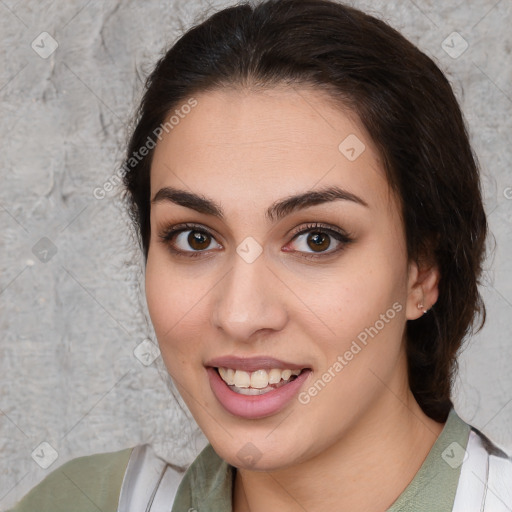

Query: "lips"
left=205, top=356, right=312, bottom=419
left=205, top=355, right=309, bottom=372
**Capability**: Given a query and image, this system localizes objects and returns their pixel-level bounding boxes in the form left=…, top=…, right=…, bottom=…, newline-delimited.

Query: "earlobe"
left=405, top=260, right=440, bottom=320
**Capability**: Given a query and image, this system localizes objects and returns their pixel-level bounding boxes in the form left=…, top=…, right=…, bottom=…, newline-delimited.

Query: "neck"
left=233, top=388, right=445, bottom=512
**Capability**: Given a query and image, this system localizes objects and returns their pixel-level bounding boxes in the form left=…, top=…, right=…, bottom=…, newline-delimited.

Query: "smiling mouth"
left=215, top=367, right=306, bottom=395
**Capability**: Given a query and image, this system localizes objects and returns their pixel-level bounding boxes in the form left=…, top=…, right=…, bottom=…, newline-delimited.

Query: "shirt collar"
left=171, top=407, right=470, bottom=512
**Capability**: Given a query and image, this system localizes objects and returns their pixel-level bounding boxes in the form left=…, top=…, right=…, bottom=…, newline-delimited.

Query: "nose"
left=211, top=250, right=288, bottom=342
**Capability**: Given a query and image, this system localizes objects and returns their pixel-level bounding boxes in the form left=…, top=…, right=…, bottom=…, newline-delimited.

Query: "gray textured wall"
left=1, top=0, right=511, bottom=509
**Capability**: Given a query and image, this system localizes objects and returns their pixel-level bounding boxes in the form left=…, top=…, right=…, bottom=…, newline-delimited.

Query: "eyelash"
left=157, top=222, right=354, bottom=260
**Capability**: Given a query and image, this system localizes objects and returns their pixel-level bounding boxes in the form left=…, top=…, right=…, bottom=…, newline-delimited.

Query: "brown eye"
left=306, top=232, right=331, bottom=252
left=158, top=223, right=222, bottom=257
left=286, top=222, right=354, bottom=259
left=188, top=230, right=211, bottom=251
left=158, top=222, right=353, bottom=260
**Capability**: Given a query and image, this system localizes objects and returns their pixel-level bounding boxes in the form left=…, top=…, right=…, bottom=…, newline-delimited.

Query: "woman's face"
left=145, top=85, right=429, bottom=470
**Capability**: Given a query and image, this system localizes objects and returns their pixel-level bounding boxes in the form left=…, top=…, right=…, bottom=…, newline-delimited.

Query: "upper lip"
left=205, top=355, right=309, bottom=372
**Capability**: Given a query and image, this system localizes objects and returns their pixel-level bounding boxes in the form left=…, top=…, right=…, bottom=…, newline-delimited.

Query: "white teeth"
left=268, top=368, right=282, bottom=384
left=217, top=367, right=303, bottom=389
left=226, top=368, right=235, bottom=385
left=218, top=367, right=235, bottom=385
left=250, top=369, right=269, bottom=389
left=233, top=370, right=251, bottom=388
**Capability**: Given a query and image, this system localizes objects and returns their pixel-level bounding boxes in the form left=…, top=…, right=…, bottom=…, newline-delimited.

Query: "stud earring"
left=417, top=303, right=428, bottom=315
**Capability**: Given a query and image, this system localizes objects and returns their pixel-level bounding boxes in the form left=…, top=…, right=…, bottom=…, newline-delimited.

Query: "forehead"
left=150, top=86, right=390, bottom=212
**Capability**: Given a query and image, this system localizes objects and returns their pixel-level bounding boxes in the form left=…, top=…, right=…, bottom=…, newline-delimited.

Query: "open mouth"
left=206, top=365, right=312, bottom=419
left=214, top=367, right=307, bottom=395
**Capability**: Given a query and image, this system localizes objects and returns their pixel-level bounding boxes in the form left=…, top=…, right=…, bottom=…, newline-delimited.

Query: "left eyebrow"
left=151, top=185, right=369, bottom=223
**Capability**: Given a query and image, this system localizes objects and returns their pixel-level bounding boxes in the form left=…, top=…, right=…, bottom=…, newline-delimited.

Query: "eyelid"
left=287, top=222, right=351, bottom=241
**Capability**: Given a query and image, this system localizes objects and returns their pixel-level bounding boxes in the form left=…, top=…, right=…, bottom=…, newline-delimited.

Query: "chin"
left=209, top=432, right=311, bottom=473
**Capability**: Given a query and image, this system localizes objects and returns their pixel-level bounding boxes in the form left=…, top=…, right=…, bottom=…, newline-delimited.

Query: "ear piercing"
left=417, top=303, right=429, bottom=315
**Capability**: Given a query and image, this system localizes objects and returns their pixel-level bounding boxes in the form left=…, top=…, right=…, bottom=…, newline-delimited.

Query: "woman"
left=9, top=0, right=512, bottom=510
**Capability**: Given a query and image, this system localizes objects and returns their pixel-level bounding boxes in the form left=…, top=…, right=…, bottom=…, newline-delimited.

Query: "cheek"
left=144, top=251, right=218, bottom=379
left=300, top=243, right=406, bottom=331
left=294, top=235, right=408, bottom=377
left=145, top=254, right=172, bottom=339
left=292, top=258, right=407, bottom=433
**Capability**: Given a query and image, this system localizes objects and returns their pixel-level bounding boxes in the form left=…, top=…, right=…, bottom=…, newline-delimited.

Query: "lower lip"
left=206, top=367, right=311, bottom=419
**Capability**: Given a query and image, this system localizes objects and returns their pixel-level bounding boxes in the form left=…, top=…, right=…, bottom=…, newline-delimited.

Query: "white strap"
left=149, top=464, right=186, bottom=511
left=117, top=444, right=186, bottom=512
left=452, top=430, right=489, bottom=511
left=452, top=430, right=512, bottom=512
left=485, top=450, right=512, bottom=511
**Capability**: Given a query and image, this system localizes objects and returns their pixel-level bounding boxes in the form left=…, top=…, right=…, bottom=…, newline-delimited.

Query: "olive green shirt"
left=8, top=408, right=470, bottom=511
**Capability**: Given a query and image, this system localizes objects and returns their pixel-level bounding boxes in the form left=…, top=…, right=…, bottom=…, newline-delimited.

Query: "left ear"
left=405, top=257, right=440, bottom=320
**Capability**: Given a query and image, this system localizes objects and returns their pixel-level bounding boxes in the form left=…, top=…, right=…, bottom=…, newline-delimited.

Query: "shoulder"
left=7, top=445, right=135, bottom=512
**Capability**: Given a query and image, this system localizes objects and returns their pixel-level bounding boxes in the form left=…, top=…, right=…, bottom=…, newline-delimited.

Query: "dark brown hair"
left=122, top=0, right=488, bottom=423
